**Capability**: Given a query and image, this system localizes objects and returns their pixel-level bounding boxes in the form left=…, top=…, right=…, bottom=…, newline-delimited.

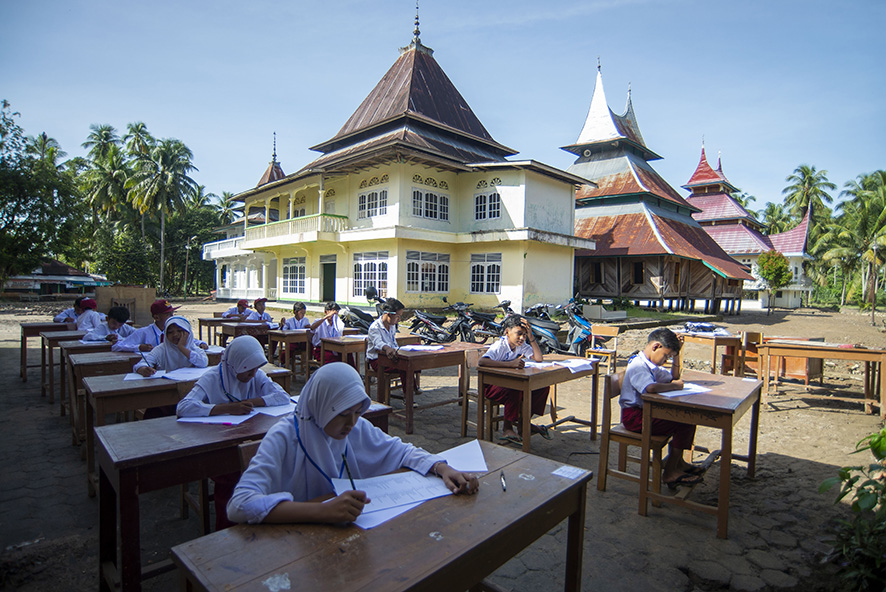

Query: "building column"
left=318, top=175, right=325, bottom=215
left=215, top=264, right=221, bottom=293
left=264, top=198, right=271, bottom=223
left=288, top=192, right=294, bottom=219
left=262, top=261, right=269, bottom=299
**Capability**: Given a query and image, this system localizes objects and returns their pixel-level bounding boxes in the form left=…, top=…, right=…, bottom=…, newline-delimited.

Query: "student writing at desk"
left=114, top=299, right=208, bottom=352
left=227, top=363, right=478, bottom=525
left=83, top=306, right=135, bottom=342
left=479, top=315, right=551, bottom=445
left=621, top=328, right=702, bottom=489
left=279, top=302, right=310, bottom=366
left=53, top=296, right=86, bottom=323
left=366, top=298, right=418, bottom=390
left=177, top=335, right=291, bottom=529
left=310, top=301, right=353, bottom=365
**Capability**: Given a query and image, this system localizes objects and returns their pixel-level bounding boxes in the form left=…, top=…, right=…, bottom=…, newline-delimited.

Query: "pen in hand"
left=138, top=351, right=156, bottom=373
left=500, top=470, right=507, bottom=492
left=342, top=453, right=357, bottom=490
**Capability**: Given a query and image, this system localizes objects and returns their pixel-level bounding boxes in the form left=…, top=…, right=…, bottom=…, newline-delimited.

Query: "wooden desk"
left=170, top=441, right=593, bottom=592
left=197, top=317, right=249, bottom=345
left=323, top=334, right=422, bottom=394
left=477, top=354, right=599, bottom=452
left=759, top=341, right=886, bottom=418
left=21, top=321, right=74, bottom=381
left=677, top=333, right=741, bottom=375
left=220, top=322, right=269, bottom=347
left=40, top=330, right=86, bottom=405
left=377, top=342, right=486, bottom=434
left=84, top=364, right=291, bottom=497
left=67, top=351, right=140, bottom=445
left=60, top=339, right=113, bottom=424
left=268, top=329, right=312, bottom=381
left=638, top=369, right=762, bottom=538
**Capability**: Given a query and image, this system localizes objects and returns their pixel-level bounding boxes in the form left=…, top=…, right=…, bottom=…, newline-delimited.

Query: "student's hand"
left=212, top=402, right=254, bottom=415
left=105, top=334, right=118, bottom=342
left=177, top=341, right=190, bottom=356
left=384, top=346, right=399, bottom=361
left=436, top=464, right=480, bottom=495
left=245, top=397, right=267, bottom=407
left=323, top=490, right=370, bottom=523
left=676, top=334, right=685, bottom=346
left=508, top=358, right=525, bottom=369
left=136, top=366, right=155, bottom=377
left=139, top=344, right=154, bottom=352
left=670, top=379, right=684, bottom=389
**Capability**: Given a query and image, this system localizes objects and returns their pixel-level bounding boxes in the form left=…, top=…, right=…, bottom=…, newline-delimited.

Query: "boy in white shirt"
left=310, top=301, right=352, bottom=365
left=74, top=298, right=103, bottom=333
left=83, top=306, right=136, bottom=342
left=279, top=302, right=310, bottom=367
left=479, top=315, right=549, bottom=444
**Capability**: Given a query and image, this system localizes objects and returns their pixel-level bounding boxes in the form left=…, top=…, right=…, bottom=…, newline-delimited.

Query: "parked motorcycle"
left=409, top=298, right=476, bottom=344
left=522, top=301, right=594, bottom=356
left=339, top=286, right=386, bottom=334
left=467, top=300, right=511, bottom=343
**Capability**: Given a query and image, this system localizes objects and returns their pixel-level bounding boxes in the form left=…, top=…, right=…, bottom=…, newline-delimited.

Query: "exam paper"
left=332, top=471, right=452, bottom=513
left=436, top=439, right=488, bottom=472
left=123, top=371, right=167, bottom=381
left=523, top=361, right=555, bottom=369
left=205, top=345, right=224, bottom=354
left=177, top=411, right=256, bottom=425
left=255, top=402, right=296, bottom=417
left=161, top=366, right=213, bottom=381
left=553, top=358, right=597, bottom=373
left=343, top=335, right=368, bottom=341
left=654, top=382, right=712, bottom=398
left=353, top=501, right=423, bottom=529
left=398, top=344, right=444, bottom=351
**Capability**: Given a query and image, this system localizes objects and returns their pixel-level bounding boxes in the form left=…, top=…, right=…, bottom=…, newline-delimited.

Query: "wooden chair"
left=587, top=324, right=621, bottom=374
left=721, top=331, right=764, bottom=377
left=461, top=349, right=482, bottom=438
left=597, top=371, right=670, bottom=499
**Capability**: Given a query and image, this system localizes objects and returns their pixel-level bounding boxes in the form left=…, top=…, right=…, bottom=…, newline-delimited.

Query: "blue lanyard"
left=293, top=414, right=347, bottom=490
left=219, top=365, right=240, bottom=403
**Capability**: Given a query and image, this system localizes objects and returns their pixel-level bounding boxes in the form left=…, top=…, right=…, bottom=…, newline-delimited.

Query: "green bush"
left=819, top=428, right=886, bottom=591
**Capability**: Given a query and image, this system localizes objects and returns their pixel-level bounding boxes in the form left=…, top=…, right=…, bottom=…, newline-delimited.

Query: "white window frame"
left=405, top=251, right=450, bottom=293
left=353, top=251, right=388, bottom=298
left=474, top=192, right=501, bottom=220
left=358, top=189, right=387, bottom=220
left=411, top=187, right=449, bottom=222
left=470, top=253, right=502, bottom=294
left=282, top=257, right=306, bottom=294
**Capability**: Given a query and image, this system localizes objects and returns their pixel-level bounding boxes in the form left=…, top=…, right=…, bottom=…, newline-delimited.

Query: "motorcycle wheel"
left=460, top=327, right=477, bottom=343
left=469, top=324, right=489, bottom=344
left=575, top=340, right=589, bottom=358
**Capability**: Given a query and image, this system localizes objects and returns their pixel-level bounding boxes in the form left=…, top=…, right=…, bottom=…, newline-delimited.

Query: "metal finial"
left=413, top=0, right=420, bottom=43
left=701, top=135, right=705, bottom=148
left=627, top=81, right=631, bottom=96
left=272, top=132, right=278, bottom=163
left=597, top=56, right=601, bottom=72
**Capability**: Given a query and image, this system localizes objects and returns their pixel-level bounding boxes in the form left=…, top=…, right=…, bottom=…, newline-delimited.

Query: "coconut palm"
left=82, top=124, right=120, bottom=162
left=216, top=191, right=241, bottom=224
left=82, top=144, right=131, bottom=216
left=187, top=184, right=217, bottom=212
left=127, top=138, right=198, bottom=293
left=760, top=202, right=792, bottom=235
left=782, top=164, right=835, bottom=223
left=122, top=122, right=154, bottom=159
left=26, top=132, right=67, bottom=166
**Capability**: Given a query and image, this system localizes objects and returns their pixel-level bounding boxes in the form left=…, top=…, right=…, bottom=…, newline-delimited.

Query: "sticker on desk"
left=552, top=465, right=586, bottom=479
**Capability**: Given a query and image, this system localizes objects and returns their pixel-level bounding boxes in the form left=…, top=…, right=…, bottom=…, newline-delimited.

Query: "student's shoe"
left=664, top=473, right=703, bottom=490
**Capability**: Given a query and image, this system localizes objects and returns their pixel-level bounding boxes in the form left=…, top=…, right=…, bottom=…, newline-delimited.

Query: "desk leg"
left=762, top=352, right=771, bottom=406
left=87, top=399, right=97, bottom=497
left=60, top=354, right=68, bottom=416
left=709, top=343, right=717, bottom=374
left=41, top=339, right=47, bottom=396
left=748, top=391, right=760, bottom=478
left=864, top=362, right=872, bottom=415
left=21, top=333, right=27, bottom=381
left=477, top=374, right=486, bottom=441
left=303, top=341, right=311, bottom=381
left=98, top=465, right=117, bottom=592
left=521, top=383, right=532, bottom=453
left=564, top=482, right=587, bottom=592
left=590, top=368, right=598, bottom=441
left=119, top=471, right=143, bottom=591
left=638, top=403, right=652, bottom=517
left=48, top=345, right=55, bottom=405
left=404, top=364, right=415, bottom=434
left=717, top=425, right=733, bottom=539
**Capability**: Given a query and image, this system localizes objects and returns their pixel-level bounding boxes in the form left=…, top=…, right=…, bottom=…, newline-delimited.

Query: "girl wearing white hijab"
left=134, top=316, right=208, bottom=376
left=227, top=363, right=478, bottom=525
left=177, top=335, right=290, bottom=417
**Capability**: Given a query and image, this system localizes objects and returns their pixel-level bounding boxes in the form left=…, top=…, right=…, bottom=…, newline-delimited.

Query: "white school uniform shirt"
left=84, top=322, right=136, bottom=342
left=482, top=336, right=534, bottom=362
left=618, top=351, right=673, bottom=410
left=75, top=309, right=103, bottom=333
left=227, top=363, right=443, bottom=524
left=246, top=310, right=279, bottom=329
left=223, top=306, right=252, bottom=318
left=53, top=308, right=76, bottom=323
left=366, top=317, right=398, bottom=361
left=282, top=316, right=310, bottom=331
left=133, top=317, right=208, bottom=372
left=113, top=323, right=164, bottom=352
left=176, top=335, right=289, bottom=417
left=311, top=315, right=344, bottom=347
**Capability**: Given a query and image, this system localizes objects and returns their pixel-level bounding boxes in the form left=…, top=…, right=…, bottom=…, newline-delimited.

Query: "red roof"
left=257, top=160, right=285, bottom=187
left=769, top=208, right=810, bottom=255
left=573, top=152, right=695, bottom=210
left=574, top=208, right=752, bottom=280
left=703, top=224, right=773, bottom=254
left=687, top=193, right=760, bottom=225
left=683, top=147, right=723, bottom=187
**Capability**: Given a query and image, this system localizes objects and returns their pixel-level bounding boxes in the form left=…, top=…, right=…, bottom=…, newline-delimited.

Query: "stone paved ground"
left=1, top=304, right=882, bottom=591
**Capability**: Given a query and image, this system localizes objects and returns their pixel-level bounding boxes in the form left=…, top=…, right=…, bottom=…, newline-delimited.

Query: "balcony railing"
left=202, top=237, right=246, bottom=259
left=244, top=214, right=349, bottom=243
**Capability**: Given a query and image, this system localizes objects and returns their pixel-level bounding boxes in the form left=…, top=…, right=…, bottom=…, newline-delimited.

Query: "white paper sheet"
left=161, top=366, right=214, bottom=381
left=123, top=371, right=167, bottom=381
left=398, top=345, right=444, bottom=351
left=654, top=382, right=712, bottom=398
left=177, top=411, right=256, bottom=425
left=343, top=335, right=368, bottom=341
left=205, top=345, right=225, bottom=354
left=552, top=358, right=597, bottom=373
left=255, top=402, right=296, bottom=417
left=367, top=402, right=389, bottom=413
left=332, top=471, right=452, bottom=513
left=552, top=465, right=586, bottom=479
left=436, top=439, right=488, bottom=473
left=353, top=501, right=423, bottom=529
left=523, top=361, right=555, bottom=368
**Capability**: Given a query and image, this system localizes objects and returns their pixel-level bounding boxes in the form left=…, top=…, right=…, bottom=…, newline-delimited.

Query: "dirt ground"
left=0, top=301, right=884, bottom=591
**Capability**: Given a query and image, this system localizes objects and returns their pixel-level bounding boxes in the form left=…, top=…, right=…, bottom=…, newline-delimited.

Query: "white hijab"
left=293, top=363, right=371, bottom=499
left=150, top=316, right=201, bottom=371
left=218, top=335, right=268, bottom=401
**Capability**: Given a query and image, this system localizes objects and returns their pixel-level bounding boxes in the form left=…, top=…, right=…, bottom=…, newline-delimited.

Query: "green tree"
left=26, top=132, right=66, bottom=166
left=757, top=250, right=793, bottom=316
left=81, top=123, right=120, bottom=162
left=127, top=138, right=198, bottom=294
left=92, top=225, right=154, bottom=285
left=783, top=164, right=836, bottom=219
left=760, top=202, right=792, bottom=235
left=82, top=144, right=131, bottom=222
left=0, top=100, right=83, bottom=291
left=216, top=190, right=241, bottom=224
left=122, top=121, right=154, bottom=158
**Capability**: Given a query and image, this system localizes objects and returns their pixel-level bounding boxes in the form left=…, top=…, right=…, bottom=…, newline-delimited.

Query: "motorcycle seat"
left=470, top=311, right=497, bottom=322
left=416, top=310, right=448, bottom=325
left=526, top=317, right=561, bottom=332
left=350, top=309, right=375, bottom=323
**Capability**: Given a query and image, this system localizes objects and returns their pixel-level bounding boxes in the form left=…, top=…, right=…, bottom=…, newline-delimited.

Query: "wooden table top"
left=40, top=330, right=87, bottom=343
left=477, top=353, right=596, bottom=380
left=641, top=369, right=762, bottom=415
left=170, top=441, right=593, bottom=592
left=84, top=363, right=290, bottom=397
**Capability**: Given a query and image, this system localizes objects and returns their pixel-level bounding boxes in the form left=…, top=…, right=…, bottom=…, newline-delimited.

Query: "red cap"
left=80, top=298, right=97, bottom=310
left=150, top=299, right=180, bottom=316
left=254, top=298, right=268, bottom=307
left=237, top=299, right=249, bottom=307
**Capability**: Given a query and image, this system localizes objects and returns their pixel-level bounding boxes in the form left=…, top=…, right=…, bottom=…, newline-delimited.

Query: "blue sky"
left=3, top=0, right=883, bottom=214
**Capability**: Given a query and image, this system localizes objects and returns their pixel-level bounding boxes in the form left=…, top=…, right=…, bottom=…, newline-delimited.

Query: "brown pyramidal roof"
left=310, top=40, right=513, bottom=158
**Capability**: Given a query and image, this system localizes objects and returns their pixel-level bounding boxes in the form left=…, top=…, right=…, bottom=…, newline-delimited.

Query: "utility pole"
left=183, top=235, right=197, bottom=298
left=872, top=242, right=879, bottom=326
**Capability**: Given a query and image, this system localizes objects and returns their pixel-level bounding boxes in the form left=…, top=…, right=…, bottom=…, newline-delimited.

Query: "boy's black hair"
left=382, top=298, right=405, bottom=314
left=501, top=314, right=527, bottom=332
left=292, top=302, right=307, bottom=312
left=324, top=301, right=340, bottom=312
left=74, top=296, right=86, bottom=307
left=647, top=328, right=681, bottom=352
left=107, top=306, right=130, bottom=323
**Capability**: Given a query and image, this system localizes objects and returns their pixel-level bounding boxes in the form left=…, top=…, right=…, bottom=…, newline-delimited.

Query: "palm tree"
left=216, top=191, right=241, bottom=224
left=82, top=124, right=120, bottom=162
left=26, top=132, right=66, bottom=166
left=82, top=144, right=131, bottom=220
left=122, top=122, right=154, bottom=159
left=187, top=184, right=217, bottom=212
left=760, top=202, right=792, bottom=235
left=127, top=138, right=198, bottom=294
left=782, top=164, right=836, bottom=223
